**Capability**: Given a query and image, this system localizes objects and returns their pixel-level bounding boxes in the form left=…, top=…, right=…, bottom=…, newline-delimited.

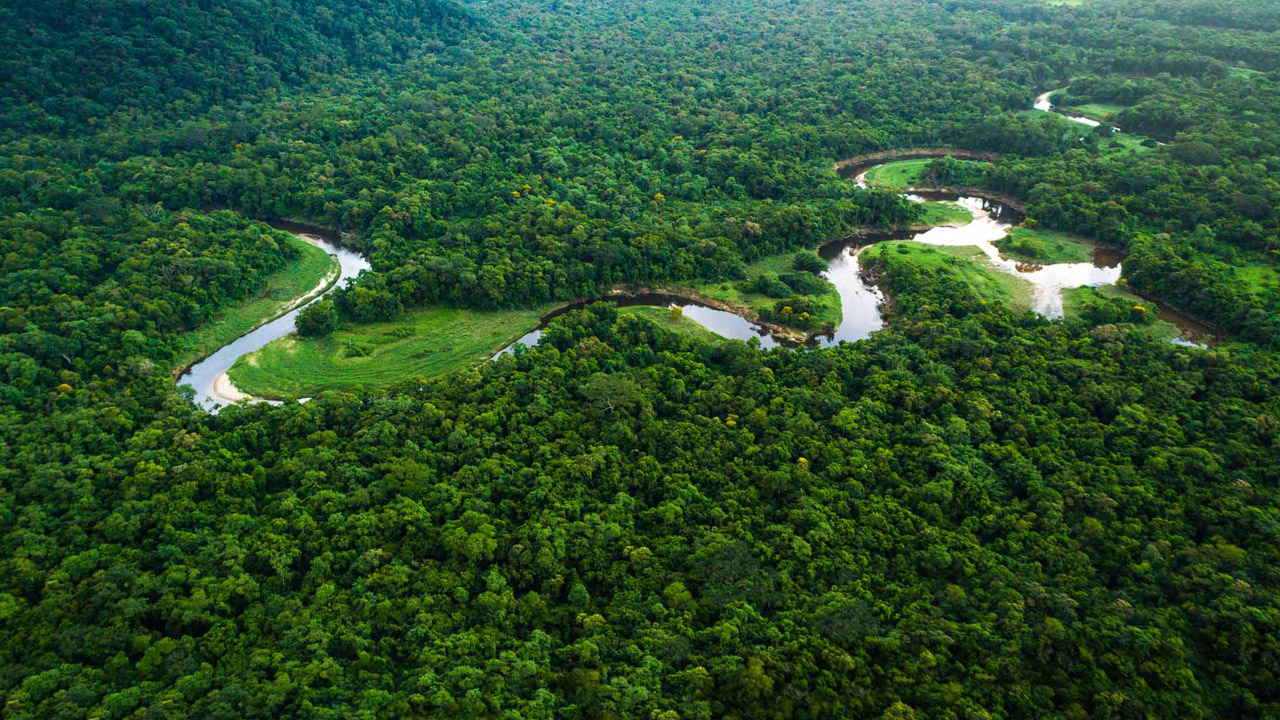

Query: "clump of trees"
left=296, top=298, right=340, bottom=337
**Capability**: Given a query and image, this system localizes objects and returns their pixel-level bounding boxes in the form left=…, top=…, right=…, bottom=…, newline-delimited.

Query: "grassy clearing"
left=995, top=227, right=1096, bottom=264
left=1070, top=102, right=1125, bottom=122
left=228, top=305, right=551, bottom=399
left=618, top=305, right=725, bottom=342
left=680, top=252, right=842, bottom=332
left=1103, top=131, right=1152, bottom=153
left=863, top=159, right=932, bottom=189
left=1235, top=263, right=1280, bottom=295
left=918, top=201, right=973, bottom=227
left=865, top=241, right=1032, bottom=312
left=1226, top=66, right=1263, bottom=79
left=175, top=236, right=338, bottom=371
left=1062, top=285, right=1181, bottom=341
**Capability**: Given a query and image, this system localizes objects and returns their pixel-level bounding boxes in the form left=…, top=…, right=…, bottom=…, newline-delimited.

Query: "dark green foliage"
left=296, top=298, right=339, bottom=337
left=923, top=156, right=989, bottom=187
left=748, top=274, right=796, bottom=299
left=776, top=272, right=830, bottom=296
left=791, top=251, right=828, bottom=275
left=0, top=0, right=471, bottom=133
left=1001, top=233, right=1048, bottom=260
left=2, top=0, right=1280, bottom=717
left=4, top=281, right=1280, bottom=718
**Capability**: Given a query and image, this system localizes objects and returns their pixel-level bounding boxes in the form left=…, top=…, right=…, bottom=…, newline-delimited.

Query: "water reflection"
left=812, top=193, right=1123, bottom=343
left=813, top=241, right=883, bottom=346
left=494, top=294, right=786, bottom=357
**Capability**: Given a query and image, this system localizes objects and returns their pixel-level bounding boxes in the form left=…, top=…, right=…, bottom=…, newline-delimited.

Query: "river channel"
left=181, top=94, right=1209, bottom=408
left=178, top=222, right=370, bottom=410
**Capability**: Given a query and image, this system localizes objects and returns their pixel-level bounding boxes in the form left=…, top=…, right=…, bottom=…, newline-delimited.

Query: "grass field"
left=1235, top=263, right=1280, bottom=295
left=228, top=305, right=551, bottom=398
left=618, top=305, right=726, bottom=342
left=1062, top=285, right=1181, bottom=342
left=175, top=235, right=338, bottom=371
left=995, top=227, right=1096, bottom=264
left=863, top=159, right=932, bottom=189
left=864, top=241, right=1033, bottom=312
left=918, top=201, right=974, bottom=227
left=1069, top=102, right=1125, bottom=122
left=1226, top=66, right=1264, bottom=79
left=682, top=252, right=842, bottom=332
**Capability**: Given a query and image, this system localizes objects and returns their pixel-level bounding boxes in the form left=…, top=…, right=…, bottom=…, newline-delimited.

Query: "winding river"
left=180, top=91, right=1210, bottom=408
left=810, top=191, right=1124, bottom=343
left=178, top=222, right=369, bottom=410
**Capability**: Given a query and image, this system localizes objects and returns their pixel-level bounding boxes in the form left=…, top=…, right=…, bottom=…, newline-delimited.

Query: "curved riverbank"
left=496, top=288, right=803, bottom=358
left=172, top=257, right=341, bottom=381
left=177, top=221, right=370, bottom=410
left=834, top=148, right=999, bottom=179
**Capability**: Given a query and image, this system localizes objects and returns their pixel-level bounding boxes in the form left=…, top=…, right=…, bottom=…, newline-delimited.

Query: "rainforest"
left=2, top=0, right=1280, bottom=717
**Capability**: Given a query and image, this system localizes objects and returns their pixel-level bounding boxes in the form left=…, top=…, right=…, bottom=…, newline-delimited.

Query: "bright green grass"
left=995, top=227, right=1096, bottom=264
left=175, top=236, right=338, bottom=371
left=1226, top=66, right=1263, bottom=79
left=918, top=200, right=973, bottom=227
left=229, top=305, right=551, bottom=399
left=1236, top=264, right=1280, bottom=295
left=618, top=305, right=725, bottom=343
left=1062, top=285, right=1180, bottom=342
left=1070, top=102, right=1125, bottom=122
left=865, top=241, right=1032, bottom=312
left=681, top=252, right=841, bottom=333
left=862, top=159, right=932, bottom=189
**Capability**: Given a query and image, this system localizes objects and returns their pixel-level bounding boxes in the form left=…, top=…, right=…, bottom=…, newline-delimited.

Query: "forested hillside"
left=3, top=0, right=1280, bottom=717
left=0, top=0, right=471, bottom=132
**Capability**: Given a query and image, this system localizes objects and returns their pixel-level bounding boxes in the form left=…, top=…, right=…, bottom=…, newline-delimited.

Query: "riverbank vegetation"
left=679, top=251, right=842, bottom=335
left=174, top=236, right=339, bottom=370
left=862, top=157, right=992, bottom=191
left=917, top=200, right=974, bottom=228
left=616, top=305, right=726, bottom=343
left=864, top=241, right=1033, bottom=312
left=227, top=304, right=550, bottom=398
left=995, top=227, right=1097, bottom=264
left=1062, top=284, right=1182, bottom=342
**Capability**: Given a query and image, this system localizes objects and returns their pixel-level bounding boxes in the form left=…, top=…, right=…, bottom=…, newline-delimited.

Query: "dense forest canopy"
left=2, top=0, right=1280, bottom=717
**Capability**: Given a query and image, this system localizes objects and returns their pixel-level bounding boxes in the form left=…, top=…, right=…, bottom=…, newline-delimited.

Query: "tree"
left=792, top=251, right=828, bottom=275
left=296, top=298, right=339, bottom=337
